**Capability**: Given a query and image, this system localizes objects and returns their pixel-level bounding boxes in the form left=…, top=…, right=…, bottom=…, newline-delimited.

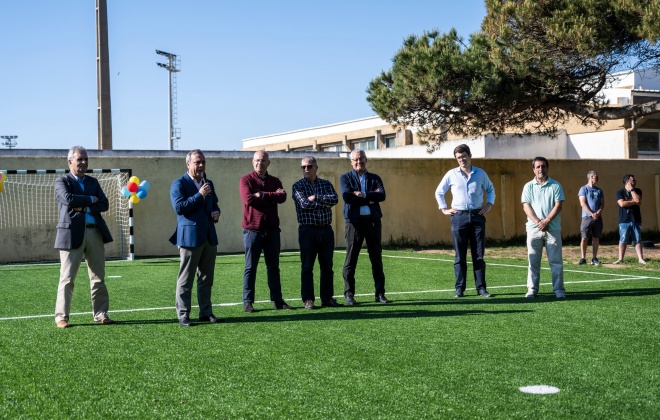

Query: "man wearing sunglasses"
left=292, top=156, right=341, bottom=310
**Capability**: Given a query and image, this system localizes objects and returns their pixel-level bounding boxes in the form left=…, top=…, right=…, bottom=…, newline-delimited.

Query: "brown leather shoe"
left=95, top=317, right=115, bottom=325
left=56, top=320, right=69, bottom=329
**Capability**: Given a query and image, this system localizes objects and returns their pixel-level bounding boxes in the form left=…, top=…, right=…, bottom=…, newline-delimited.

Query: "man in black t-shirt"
left=614, top=174, right=646, bottom=265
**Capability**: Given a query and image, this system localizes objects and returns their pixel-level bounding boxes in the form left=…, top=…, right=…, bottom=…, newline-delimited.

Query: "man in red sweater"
left=239, top=150, right=292, bottom=312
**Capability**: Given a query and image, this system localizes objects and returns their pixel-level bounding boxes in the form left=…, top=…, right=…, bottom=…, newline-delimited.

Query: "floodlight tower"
left=1, top=135, right=18, bottom=149
left=156, top=50, right=181, bottom=150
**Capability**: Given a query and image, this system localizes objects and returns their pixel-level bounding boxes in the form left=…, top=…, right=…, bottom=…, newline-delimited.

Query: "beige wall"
left=1, top=154, right=658, bottom=263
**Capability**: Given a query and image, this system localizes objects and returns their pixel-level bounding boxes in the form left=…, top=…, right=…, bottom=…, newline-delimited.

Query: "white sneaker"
left=555, top=290, right=566, bottom=299
left=525, top=290, right=537, bottom=298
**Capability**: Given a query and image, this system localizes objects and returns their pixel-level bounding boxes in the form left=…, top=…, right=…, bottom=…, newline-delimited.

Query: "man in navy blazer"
left=170, top=150, right=222, bottom=327
left=54, top=146, right=114, bottom=328
left=339, top=149, right=388, bottom=305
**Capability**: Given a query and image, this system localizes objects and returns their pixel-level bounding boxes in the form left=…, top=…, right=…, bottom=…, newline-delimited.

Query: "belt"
left=456, top=209, right=481, bottom=215
left=85, top=224, right=96, bottom=229
left=301, top=224, right=330, bottom=228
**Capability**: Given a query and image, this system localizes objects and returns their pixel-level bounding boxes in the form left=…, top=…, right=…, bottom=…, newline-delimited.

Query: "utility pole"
left=156, top=50, right=181, bottom=150
left=96, top=0, right=113, bottom=149
left=1, top=136, right=18, bottom=149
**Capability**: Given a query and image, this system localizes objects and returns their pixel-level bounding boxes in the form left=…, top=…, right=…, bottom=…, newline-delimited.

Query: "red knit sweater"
left=239, top=171, right=287, bottom=232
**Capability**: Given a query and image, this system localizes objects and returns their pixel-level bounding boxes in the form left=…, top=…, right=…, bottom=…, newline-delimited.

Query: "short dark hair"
left=532, top=156, right=549, bottom=168
left=622, top=174, right=634, bottom=184
left=453, top=144, right=471, bottom=156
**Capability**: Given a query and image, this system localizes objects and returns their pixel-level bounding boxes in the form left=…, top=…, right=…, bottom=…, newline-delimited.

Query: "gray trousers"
left=176, top=240, right=217, bottom=319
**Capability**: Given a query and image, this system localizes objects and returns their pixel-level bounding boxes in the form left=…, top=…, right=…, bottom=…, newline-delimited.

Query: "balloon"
left=0, top=184, right=3, bottom=193
left=0, top=173, right=4, bottom=182
left=138, top=180, right=150, bottom=190
left=129, top=176, right=140, bottom=185
left=121, top=186, right=132, bottom=197
left=136, top=189, right=148, bottom=199
left=127, top=181, right=138, bottom=193
left=129, top=194, right=140, bottom=204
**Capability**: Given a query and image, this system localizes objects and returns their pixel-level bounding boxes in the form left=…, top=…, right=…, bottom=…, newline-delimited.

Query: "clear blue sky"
left=0, top=0, right=486, bottom=151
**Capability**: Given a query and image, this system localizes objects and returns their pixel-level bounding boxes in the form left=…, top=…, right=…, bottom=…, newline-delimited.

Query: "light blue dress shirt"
left=435, top=166, right=496, bottom=210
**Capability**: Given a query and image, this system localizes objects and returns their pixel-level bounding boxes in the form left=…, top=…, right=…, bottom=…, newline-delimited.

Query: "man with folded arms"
left=436, top=144, right=495, bottom=298
left=54, top=146, right=115, bottom=328
left=292, top=156, right=342, bottom=310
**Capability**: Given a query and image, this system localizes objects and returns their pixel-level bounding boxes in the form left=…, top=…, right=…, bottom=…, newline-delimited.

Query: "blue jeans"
left=450, top=212, right=487, bottom=292
left=242, top=229, right=283, bottom=304
left=619, top=222, right=642, bottom=245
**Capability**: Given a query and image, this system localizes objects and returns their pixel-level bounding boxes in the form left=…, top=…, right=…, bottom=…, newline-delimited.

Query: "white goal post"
left=0, top=169, right=133, bottom=263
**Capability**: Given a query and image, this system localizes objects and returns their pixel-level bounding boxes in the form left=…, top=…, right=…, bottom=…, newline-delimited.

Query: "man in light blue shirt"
left=521, top=157, right=565, bottom=299
left=436, top=144, right=495, bottom=298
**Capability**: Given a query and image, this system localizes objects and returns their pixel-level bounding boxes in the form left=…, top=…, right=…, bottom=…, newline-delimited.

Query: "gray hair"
left=350, top=149, right=366, bottom=160
left=67, top=146, right=86, bottom=161
left=301, top=155, right=317, bottom=165
left=587, top=170, right=597, bottom=179
left=186, top=149, right=204, bottom=164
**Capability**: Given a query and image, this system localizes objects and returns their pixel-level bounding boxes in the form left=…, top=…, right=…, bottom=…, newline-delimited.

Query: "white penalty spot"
left=519, top=385, right=560, bottom=394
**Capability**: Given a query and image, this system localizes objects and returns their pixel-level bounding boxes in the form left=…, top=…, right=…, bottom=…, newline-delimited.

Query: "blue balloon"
left=139, top=180, right=151, bottom=190
left=136, top=189, right=148, bottom=199
left=121, top=186, right=132, bottom=197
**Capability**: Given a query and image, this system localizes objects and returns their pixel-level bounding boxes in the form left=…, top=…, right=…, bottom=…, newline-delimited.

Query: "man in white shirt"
left=436, top=144, right=496, bottom=298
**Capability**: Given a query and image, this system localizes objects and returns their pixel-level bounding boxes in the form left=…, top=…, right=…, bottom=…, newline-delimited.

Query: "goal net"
left=0, top=169, right=131, bottom=263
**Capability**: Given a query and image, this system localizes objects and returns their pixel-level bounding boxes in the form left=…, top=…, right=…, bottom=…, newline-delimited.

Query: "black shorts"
left=580, top=216, right=603, bottom=239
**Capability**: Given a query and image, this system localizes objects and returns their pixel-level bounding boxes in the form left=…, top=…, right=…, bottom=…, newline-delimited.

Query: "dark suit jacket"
left=169, top=173, right=220, bottom=248
left=54, top=173, right=113, bottom=250
left=339, top=170, right=386, bottom=223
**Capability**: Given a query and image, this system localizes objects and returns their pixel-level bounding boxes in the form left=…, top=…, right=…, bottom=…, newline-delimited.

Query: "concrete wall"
left=1, top=152, right=659, bottom=262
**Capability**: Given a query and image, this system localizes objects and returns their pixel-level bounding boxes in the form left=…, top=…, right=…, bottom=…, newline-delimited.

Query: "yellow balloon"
left=129, top=176, right=140, bottom=185
left=129, top=194, right=140, bottom=204
left=0, top=184, right=3, bottom=193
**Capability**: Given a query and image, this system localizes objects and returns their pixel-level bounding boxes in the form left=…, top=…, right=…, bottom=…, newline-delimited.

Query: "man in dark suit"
left=54, top=146, right=114, bottom=328
left=339, top=149, right=387, bottom=305
left=170, top=149, right=223, bottom=327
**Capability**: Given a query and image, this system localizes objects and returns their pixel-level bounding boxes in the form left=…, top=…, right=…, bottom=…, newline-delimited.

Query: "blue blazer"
left=169, top=173, right=220, bottom=247
left=339, top=170, right=386, bottom=223
left=54, top=173, right=113, bottom=249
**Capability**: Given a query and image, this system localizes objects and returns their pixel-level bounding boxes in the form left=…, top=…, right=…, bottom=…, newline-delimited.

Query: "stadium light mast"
left=96, top=0, right=113, bottom=150
left=156, top=50, right=181, bottom=151
left=1, top=135, right=18, bottom=149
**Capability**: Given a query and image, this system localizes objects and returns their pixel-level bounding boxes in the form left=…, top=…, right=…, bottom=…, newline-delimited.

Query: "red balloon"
left=127, top=181, right=138, bottom=193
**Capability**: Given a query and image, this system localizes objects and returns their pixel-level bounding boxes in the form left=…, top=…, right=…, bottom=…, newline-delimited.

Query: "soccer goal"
left=0, top=169, right=132, bottom=264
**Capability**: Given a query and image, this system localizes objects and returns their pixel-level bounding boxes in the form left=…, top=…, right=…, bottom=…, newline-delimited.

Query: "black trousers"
left=451, top=212, right=487, bottom=292
left=299, top=225, right=335, bottom=302
left=342, top=218, right=385, bottom=297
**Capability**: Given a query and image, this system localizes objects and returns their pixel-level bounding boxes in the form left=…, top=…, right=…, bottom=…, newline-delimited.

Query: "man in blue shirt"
left=521, top=157, right=565, bottom=299
left=54, top=146, right=115, bottom=328
left=577, top=171, right=604, bottom=266
left=292, top=156, right=341, bottom=309
left=436, top=144, right=495, bottom=298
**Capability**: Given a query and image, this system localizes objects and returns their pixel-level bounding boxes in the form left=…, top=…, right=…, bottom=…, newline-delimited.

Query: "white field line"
left=1, top=252, right=657, bottom=322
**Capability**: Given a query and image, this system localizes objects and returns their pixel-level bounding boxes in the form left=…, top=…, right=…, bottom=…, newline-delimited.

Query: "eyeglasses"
left=301, top=165, right=316, bottom=170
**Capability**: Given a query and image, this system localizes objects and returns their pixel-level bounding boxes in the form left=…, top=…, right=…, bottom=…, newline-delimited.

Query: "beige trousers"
left=55, top=227, right=109, bottom=322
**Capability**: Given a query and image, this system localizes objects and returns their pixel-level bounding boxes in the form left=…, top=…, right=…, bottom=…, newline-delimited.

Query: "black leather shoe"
left=321, top=298, right=344, bottom=308
left=477, top=289, right=492, bottom=298
left=273, top=300, right=293, bottom=310
left=454, top=290, right=464, bottom=298
left=199, top=314, right=225, bottom=323
left=244, top=303, right=255, bottom=313
left=375, top=294, right=389, bottom=303
left=179, top=316, right=192, bottom=327
left=345, top=293, right=357, bottom=305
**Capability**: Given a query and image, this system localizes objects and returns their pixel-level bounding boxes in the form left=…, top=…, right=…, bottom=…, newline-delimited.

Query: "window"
left=638, top=131, right=660, bottom=153
left=383, top=134, right=396, bottom=148
left=322, top=143, right=346, bottom=152
left=350, top=137, right=375, bottom=150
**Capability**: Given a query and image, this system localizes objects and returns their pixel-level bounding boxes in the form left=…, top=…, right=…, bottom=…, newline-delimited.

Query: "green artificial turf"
left=0, top=250, right=658, bottom=418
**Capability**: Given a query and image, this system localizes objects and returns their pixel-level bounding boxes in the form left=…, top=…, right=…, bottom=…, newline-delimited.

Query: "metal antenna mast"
left=1, top=135, right=18, bottom=149
left=156, top=50, right=181, bottom=150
